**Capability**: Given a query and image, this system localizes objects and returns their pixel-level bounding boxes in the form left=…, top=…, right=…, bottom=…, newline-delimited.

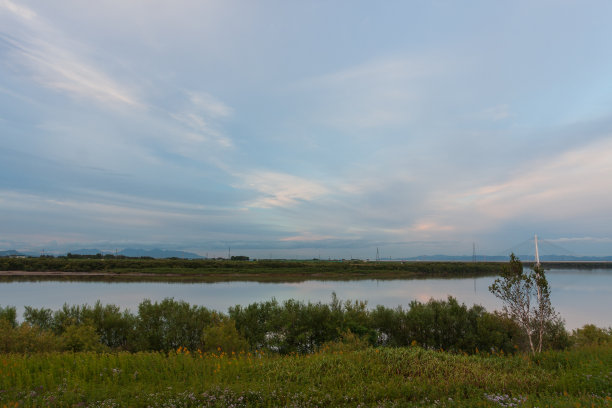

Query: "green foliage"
left=23, top=305, right=54, bottom=330
left=320, top=329, right=370, bottom=353
left=0, top=305, right=17, bottom=327
left=0, top=256, right=506, bottom=278
left=201, top=317, right=249, bottom=352
left=1, top=344, right=610, bottom=407
left=60, top=323, right=107, bottom=352
left=369, top=297, right=520, bottom=354
left=230, top=255, right=250, bottom=261
left=135, top=298, right=214, bottom=351
left=0, top=295, right=580, bottom=355
left=0, top=320, right=59, bottom=352
left=475, top=311, right=520, bottom=353
left=570, top=324, right=612, bottom=347
left=489, top=254, right=561, bottom=353
left=230, top=295, right=375, bottom=354
left=543, top=318, right=572, bottom=350
left=25, top=302, right=137, bottom=349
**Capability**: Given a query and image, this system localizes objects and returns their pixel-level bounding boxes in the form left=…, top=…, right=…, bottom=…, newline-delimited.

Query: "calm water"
left=1, top=269, right=610, bottom=330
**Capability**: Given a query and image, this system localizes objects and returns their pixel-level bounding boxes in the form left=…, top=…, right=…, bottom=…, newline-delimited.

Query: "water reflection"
left=0, top=269, right=610, bottom=330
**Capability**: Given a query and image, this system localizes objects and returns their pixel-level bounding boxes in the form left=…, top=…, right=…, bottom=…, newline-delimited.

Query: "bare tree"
left=489, top=253, right=558, bottom=353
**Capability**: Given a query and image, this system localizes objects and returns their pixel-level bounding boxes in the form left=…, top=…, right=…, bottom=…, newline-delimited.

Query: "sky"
left=2, top=0, right=612, bottom=259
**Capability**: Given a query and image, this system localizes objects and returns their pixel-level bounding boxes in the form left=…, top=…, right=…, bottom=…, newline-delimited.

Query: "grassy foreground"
left=1, top=345, right=610, bottom=407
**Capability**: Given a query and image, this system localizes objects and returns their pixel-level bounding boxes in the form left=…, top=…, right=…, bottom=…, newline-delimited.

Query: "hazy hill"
left=67, top=248, right=204, bottom=259
left=118, top=248, right=203, bottom=259
left=0, top=250, right=26, bottom=257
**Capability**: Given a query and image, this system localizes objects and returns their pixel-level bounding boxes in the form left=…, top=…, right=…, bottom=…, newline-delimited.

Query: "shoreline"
left=0, top=269, right=498, bottom=283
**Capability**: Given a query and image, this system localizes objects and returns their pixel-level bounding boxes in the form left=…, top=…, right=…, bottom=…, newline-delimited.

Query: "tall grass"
left=1, top=344, right=610, bottom=407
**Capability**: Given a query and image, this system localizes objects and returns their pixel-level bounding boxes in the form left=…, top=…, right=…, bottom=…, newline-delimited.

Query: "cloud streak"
left=0, top=0, right=140, bottom=108
left=169, top=91, right=234, bottom=149
left=238, top=171, right=330, bottom=209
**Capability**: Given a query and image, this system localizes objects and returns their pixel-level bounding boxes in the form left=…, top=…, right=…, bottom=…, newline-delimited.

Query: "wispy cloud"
left=187, top=91, right=232, bottom=119
left=238, top=171, right=329, bottom=208
left=0, top=190, right=182, bottom=227
left=0, top=0, right=140, bottom=108
left=0, top=0, right=35, bottom=20
left=432, top=136, right=612, bottom=233
left=169, top=91, right=234, bottom=149
left=0, top=188, right=253, bottom=244
left=280, top=233, right=337, bottom=242
left=546, top=237, right=612, bottom=244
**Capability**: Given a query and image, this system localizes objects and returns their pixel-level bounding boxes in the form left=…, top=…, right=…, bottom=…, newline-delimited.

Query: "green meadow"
left=1, top=295, right=611, bottom=407
left=1, top=344, right=611, bottom=407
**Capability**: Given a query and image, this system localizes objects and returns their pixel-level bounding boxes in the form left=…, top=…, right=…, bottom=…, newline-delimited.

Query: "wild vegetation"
left=0, top=295, right=569, bottom=355
left=1, top=257, right=610, bottom=406
left=0, top=257, right=508, bottom=279
left=0, top=338, right=610, bottom=406
left=489, top=254, right=560, bottom=354
left=1, top=297, right=611, bottom=406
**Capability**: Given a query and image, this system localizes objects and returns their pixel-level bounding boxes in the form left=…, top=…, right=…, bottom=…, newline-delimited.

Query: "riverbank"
left=1, top=258, right=611, bottom=283
left=0, top=269, right=500, bottom=283
left=0, top=259, right=507, bottom=282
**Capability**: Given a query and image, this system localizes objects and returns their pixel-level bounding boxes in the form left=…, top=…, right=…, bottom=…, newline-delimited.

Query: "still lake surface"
left=1, top=268, right=610, bottom=330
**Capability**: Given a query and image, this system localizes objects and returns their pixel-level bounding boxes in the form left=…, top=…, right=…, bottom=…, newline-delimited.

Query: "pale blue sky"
left=2, top=1, right=612, bottom=258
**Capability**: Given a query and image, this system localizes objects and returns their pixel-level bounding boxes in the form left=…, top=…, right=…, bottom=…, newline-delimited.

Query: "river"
left=1, top=268, right=610, bottom=330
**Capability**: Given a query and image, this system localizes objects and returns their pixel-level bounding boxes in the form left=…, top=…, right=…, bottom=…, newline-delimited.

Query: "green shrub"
left=570, top=324, right=612, bottom=347
left=201, top=318, right=250, bottom=352
left=0, top=320, right=59, bottom=352
left=23, top=305, right=54, bottom=330
left=320, top=329, right=370, bottom=353
left=60, top=323, right=106, bottom=352
left=135, top=298, right=214, bottom=351
left=0, top=305, right=17, bottom=327
left=1, top=297, right=578, bottom=355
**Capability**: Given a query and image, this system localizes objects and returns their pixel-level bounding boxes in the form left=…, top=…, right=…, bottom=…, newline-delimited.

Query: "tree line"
left=0, top=257, right=503, bottom=277
left=1, top=295, right=592, bottom=355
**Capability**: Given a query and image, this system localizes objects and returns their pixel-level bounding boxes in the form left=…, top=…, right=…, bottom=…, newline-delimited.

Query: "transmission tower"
left=534, top=234, right=540, bottom=266
left=472, top=242, right=476, bottom=262
left=376, top=247, right=380, bottom=261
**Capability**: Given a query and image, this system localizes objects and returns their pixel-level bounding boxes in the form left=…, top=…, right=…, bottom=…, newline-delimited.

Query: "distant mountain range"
left=0, top=250, right=26, bottom=257
left=0, top=248, right=203, bottom=259
left=69, top=248, right=204, bottom=259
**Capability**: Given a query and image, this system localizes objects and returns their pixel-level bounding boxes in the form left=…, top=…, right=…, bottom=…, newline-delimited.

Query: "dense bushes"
left=135, top=299, right=216, bottom=351
left=0, top=305, right=17, bottom=327
left=0, top=296, right=590, bottom=355
left=0, top=319, right=59, bottom=352
left=570, top=324, right=612, bottom=347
